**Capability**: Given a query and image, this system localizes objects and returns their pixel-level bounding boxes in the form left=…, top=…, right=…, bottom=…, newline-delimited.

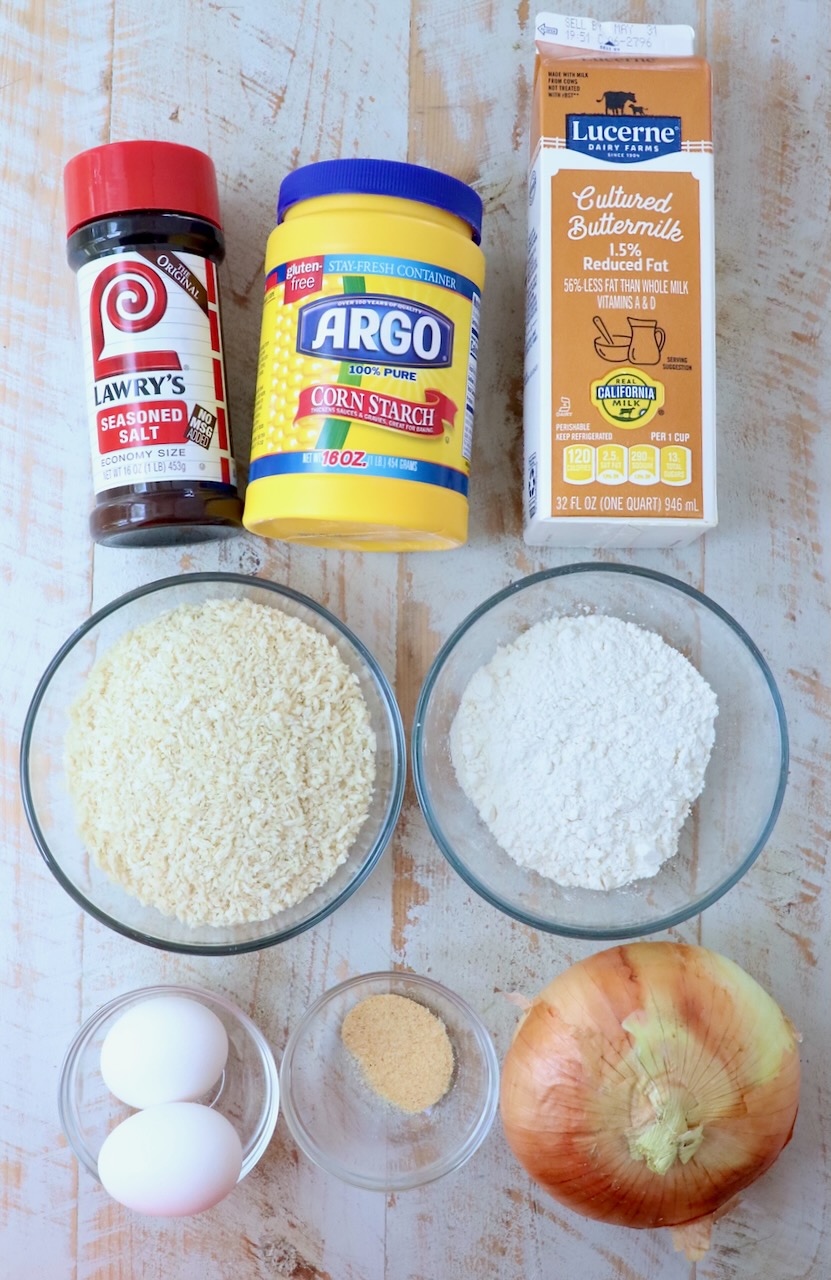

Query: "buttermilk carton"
left=524, top=14, right=716, bottom=547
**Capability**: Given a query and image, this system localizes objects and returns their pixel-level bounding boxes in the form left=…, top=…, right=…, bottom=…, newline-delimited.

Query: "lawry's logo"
left=90, top=260, right=181, bottom=381
left=297, top=295, right=453, bottom=367
left=567, top=109, right=682, bottom=163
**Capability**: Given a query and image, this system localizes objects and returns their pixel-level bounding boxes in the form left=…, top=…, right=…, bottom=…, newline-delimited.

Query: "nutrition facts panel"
left=562, top=441, right=692, bottom=485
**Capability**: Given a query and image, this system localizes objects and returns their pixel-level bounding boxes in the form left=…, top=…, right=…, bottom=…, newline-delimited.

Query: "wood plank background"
left=1, top=1, right=828, bottom=1276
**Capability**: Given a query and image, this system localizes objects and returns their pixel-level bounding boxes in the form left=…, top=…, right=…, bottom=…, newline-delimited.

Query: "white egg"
left=98, top=1103, right=243, bottom=1216
left=100, top=995, right=229, bottom=1109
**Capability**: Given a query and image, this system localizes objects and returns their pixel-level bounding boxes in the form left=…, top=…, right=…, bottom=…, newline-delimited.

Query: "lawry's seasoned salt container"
left=524, top=14, right=717, bottom=547
left=244, top=160, right=485, bottom=551
left=64, top=141, right=242, bottom=546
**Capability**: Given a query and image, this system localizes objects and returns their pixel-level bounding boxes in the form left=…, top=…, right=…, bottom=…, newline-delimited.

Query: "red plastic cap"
left=64, top=140, right=222, bottom=236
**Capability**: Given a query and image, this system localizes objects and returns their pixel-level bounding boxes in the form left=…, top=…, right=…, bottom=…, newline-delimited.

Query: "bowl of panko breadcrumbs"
left=20, top=573, right=405, bottom=954
left=279, top=972, right=500, bottom=1191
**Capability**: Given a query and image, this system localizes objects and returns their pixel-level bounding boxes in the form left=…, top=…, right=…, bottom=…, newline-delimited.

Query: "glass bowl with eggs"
left=279, top=971, right=500, bottom=1192
left=20, top=572, right=405, bottom=954
left=412, top=563, right=789, bottom=940
left=58, top=984, right=279, bottom=1216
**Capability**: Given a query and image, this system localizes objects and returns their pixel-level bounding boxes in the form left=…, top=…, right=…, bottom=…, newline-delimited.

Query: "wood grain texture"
left=1, top=0, right=828, bottom=1277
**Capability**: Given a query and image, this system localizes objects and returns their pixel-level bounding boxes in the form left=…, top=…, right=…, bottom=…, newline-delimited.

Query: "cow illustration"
left=596, top=91, right=637, bottom=115
left=629, top=104, right=649, bottom=116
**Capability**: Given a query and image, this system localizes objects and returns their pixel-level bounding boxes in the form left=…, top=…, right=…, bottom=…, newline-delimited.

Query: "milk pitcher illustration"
left=627, top=318, right=666, bottom=365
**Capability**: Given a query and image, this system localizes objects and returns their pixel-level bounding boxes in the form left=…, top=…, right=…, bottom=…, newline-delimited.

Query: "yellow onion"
left=499, top=942, right=800, bottom=1260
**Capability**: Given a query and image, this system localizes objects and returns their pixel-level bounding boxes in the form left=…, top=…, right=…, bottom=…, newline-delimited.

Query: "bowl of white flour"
left=412, top=564, right=788, bottom=939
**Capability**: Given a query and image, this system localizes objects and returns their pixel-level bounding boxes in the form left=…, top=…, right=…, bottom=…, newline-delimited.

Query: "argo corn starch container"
left=244, top=160, right=485, bottom=550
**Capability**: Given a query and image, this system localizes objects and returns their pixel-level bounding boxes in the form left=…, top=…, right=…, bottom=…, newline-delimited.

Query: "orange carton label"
left=524, top=14, right=717, bottom=547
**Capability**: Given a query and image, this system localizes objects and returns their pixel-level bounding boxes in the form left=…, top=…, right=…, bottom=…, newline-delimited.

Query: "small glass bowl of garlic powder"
left=279, top=972, right=499, bottom=1191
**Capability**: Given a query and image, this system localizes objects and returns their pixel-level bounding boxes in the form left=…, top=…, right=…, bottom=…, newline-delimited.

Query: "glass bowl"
left=279, top=972, right=499, bottom=1191
left=58, top=984, right=279, bottom=1186
left=21, top=572, right=405, bottom=954
left=413, top=563, right=788, bottom=939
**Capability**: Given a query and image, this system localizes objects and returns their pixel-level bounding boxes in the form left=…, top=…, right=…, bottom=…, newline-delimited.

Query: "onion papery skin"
left=500, top=943, right=800, bottom=1236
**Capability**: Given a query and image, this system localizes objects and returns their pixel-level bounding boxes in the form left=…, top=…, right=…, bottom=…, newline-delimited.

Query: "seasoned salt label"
left=249, top=254, right=480, bottom=497
left=76, top=251, right=236, bottom=493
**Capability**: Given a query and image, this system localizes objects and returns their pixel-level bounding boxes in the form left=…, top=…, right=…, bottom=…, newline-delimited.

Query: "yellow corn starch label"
left=249, top=253, right=480, bottom=496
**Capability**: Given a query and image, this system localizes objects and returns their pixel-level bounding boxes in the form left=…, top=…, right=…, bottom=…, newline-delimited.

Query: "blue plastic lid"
left=277, top=159, right=483, bottom=244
